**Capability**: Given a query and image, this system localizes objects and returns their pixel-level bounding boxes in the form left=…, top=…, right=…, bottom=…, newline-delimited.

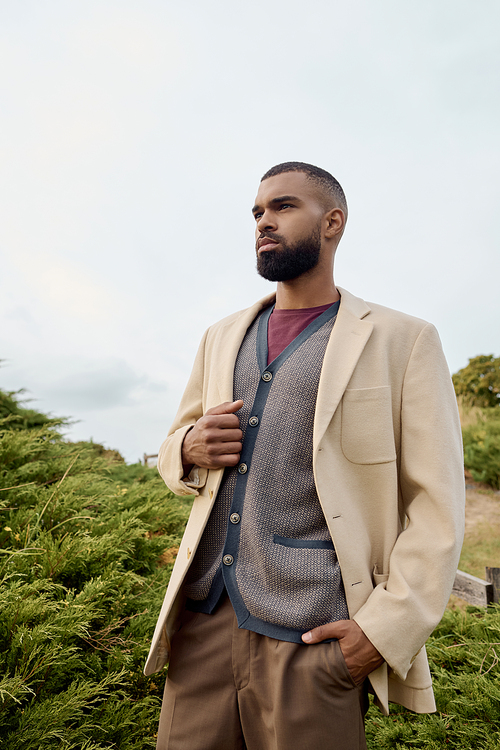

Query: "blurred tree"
left=452, top=354, right=500, bottom=409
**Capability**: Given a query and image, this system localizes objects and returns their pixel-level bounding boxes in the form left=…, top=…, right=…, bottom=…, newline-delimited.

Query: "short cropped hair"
left=261, top=162, right=348, bottom=218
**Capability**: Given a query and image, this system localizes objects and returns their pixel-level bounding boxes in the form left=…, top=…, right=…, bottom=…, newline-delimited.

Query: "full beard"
left=256, top=226, right=322, bottom=282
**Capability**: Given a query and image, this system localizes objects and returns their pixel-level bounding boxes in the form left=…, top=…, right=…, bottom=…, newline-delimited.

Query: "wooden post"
left=452, top=570, right=494, bottom=607
left=485, top=567, right=500, bottom=604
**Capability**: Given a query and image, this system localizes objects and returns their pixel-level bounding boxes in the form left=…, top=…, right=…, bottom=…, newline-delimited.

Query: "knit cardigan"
left=184, top=303, right=349, bottom=642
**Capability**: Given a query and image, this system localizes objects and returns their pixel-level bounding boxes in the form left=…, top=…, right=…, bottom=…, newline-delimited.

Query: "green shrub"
left=0, top=387, right=65, bottom=431
left=366, top=605, right=500, bottom=748
left=0, top=390, right=192, bottom=748
left=462, top=416, right=500, bottom=489
left=2, top=388, right=500, bottom=748
left=453, top=355, right=500, bottom=409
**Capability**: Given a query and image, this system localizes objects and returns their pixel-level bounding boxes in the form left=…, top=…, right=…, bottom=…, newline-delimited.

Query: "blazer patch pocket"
left=341, top=386, right=397, bottom=464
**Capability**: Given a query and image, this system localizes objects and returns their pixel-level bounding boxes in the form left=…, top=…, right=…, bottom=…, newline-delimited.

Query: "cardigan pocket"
left=258, top=537, right=348, bottom=630
left=273, top=535, right=335, bottom=550
left=341, top=386, right=397, bottom=464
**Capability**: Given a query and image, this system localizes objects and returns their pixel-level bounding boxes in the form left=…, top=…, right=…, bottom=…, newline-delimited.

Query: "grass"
left=459, top=488, right=500, bottom=580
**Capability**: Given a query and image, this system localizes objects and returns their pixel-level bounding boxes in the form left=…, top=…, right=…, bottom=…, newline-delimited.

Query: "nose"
left=256, top=209, right=277, bottom=233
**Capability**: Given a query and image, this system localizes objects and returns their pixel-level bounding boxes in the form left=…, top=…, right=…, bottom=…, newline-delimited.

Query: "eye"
left=279, top=203, right=293, bottom=210
left=253, top=212, right=263, bottom=220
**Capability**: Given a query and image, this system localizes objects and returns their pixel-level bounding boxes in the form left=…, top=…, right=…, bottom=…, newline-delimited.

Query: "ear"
left=324, top=207, right=345, bottom=238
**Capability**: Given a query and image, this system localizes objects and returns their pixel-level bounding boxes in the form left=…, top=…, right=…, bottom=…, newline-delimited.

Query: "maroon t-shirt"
left=267, top=303, right=334, bottom=365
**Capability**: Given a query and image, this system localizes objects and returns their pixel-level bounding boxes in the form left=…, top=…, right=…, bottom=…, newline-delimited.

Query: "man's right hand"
left=182, top=400, right=243, bottom=472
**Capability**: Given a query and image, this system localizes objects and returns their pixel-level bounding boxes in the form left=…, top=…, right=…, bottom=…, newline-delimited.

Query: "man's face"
left=252, top=172, right=326, bottom=282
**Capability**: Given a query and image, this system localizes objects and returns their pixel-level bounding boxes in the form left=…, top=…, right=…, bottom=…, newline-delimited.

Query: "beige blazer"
left=144, top=288, right=465, bottom=716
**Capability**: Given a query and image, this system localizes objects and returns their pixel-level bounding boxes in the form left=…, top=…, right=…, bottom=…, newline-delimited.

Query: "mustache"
left=255, top=231, right=285, bottom=250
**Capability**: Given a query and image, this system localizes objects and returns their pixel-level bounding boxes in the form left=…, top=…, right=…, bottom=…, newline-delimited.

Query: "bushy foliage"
left=0, top=388, right=63, bottom=431
left=462, top=415, right=500, bottom=490
left=366, top=605, right=500, bottom=748
left=453, top=355, right=500, bottom=409
left=0, top=390, right=192, bottom=748
left=2, top=388, right=500, bottom=748
left=453, top=356, right=500, bottom=490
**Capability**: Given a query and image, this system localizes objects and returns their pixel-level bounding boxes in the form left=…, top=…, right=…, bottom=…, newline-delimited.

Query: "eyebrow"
left=252, top=195, right=302, bottom=215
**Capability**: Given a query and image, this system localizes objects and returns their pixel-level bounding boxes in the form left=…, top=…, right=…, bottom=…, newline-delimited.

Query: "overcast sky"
left=1, top=0, right=499, bottom=463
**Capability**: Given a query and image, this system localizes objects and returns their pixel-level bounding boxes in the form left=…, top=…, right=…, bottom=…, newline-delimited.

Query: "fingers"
left=181, top=400, right=244, bottom=469
left=302, top=621, right=347, bottom=644
left=212, top=453, right=242, bottom=467
left=195, top=450, right=242, bottom=469
left=302, top=620, right=384, bottom=685
left=203, top=401, right=243, bottom=433
left=203, top=435, right=243, bottom=466
left=204, top=440, right=243, bottom=459
left=203, top=416, right=242, bottom=433
left=205, top=400, right=243, bottom=416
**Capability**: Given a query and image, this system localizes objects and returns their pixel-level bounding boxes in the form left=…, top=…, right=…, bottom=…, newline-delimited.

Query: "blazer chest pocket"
left=341, top=386, right=396, bottom=464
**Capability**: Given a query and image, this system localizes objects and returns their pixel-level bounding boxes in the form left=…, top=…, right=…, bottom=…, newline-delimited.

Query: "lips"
left=258, top=237, right=279, bottom=252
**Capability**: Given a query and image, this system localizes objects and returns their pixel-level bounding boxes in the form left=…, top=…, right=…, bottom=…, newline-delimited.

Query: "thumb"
left=302, top=621, right=346, bottom=644
left=206, top=400, right=243, bottom=416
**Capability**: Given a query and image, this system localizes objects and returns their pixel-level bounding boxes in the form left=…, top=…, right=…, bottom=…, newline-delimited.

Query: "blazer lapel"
left=216, top=293, right=276, bottom=403
left=314, top=287, right=373, bottom=449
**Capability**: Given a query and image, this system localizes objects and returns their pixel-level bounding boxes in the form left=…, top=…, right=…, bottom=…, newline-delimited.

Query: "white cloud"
left=40, top=359, right=167, bottom=412
left=7, top=251, right=120, bottom=323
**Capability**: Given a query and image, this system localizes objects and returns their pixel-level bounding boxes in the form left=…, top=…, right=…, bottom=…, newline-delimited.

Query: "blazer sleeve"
left=353, top=323, right=465, bottom=679
left=157, top=328, right=210, bottom=497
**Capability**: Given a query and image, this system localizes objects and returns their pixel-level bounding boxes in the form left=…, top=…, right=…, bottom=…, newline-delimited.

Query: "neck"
left=274, top=261, right=339, bottom=310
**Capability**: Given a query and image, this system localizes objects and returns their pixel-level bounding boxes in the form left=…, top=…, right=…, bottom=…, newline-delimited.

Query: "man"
left=145, top=162, right=465, bottom=750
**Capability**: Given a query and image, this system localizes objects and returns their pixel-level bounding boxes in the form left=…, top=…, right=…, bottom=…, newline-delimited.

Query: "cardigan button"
left=223, top=554, right=234, bottom=566
left=249, top=416, right=259, bottom=427
left=230, top=513, right=240, bottom=524
left=238, top=463, right=248, bottom=474
left=262, top=371, right=273, bottom=382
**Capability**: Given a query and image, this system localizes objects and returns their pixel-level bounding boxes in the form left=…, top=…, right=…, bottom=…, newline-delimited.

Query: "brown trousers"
left=156, top=596, right=367, bottom=750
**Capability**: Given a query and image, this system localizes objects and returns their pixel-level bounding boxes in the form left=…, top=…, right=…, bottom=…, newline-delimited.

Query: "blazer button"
left=230, top=513, right=240, bottom=524
left=262, top=371, right=273, bottom=382
left=223, top=554, right=234, bottom=566
left=249, top=416, right=259, bottom=427
left=238, top=463, right=248, bottom=474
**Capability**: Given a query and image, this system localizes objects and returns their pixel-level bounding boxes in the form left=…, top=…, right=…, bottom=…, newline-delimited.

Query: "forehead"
left=254, top=171, right=320, bottom=207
